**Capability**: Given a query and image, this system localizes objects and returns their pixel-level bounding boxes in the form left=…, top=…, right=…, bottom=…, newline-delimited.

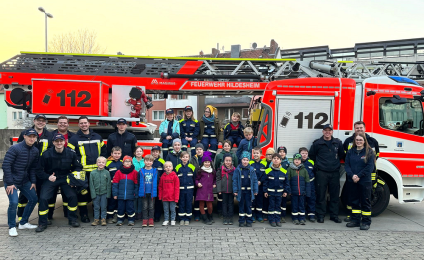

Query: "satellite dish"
left=252, top=42, right=257, bottom=49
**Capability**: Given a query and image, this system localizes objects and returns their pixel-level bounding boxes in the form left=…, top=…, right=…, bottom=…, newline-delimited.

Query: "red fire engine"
left=2, top=51, right=424, bottom=216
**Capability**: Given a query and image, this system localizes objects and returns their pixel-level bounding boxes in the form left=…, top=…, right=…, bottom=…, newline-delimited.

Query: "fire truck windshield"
left=379, top=97, right=424, bottom=135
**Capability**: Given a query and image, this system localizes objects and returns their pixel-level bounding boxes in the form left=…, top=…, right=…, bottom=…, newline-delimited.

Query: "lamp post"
left=38, top=7, right=53, bottom=52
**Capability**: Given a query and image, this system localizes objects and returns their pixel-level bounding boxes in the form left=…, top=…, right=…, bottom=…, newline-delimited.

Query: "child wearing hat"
left=216, top=153, right=236, bottom=225
left=233, top=151, right=258, bottom=227
left=287, top=153, right=311, bottom=225
left=179, top=106, right=200, bottom=157
left=277, top=146, right=290, bottom=223
left=189, top=143, right=205, bottom=221
left=166, top=138, right=183, bottom=169
left=112, top=155, right=139, bottom=226
left=159, top=109, right=180, bottom=159
left=263, top=153, right=289, bottom=227
left=151, top=145, right=166, bottom=222
left=195, top=151, right=216, bottom=225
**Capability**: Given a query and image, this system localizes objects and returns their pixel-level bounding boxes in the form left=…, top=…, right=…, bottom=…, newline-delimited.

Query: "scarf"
left=271, top=164, right=281, bottom=171
left=221, top=165, right=235, bottom=179
left=120, top=164, right=135, bottom=174
left=289, top=163, right=303, bottom=170
left=202, top=114, right=215, bottom=124
left=201, top=165, right=213, bottom=173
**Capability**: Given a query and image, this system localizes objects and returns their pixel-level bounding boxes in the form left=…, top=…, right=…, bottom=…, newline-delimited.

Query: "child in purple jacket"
left=195, top=151, right=216, bottom=225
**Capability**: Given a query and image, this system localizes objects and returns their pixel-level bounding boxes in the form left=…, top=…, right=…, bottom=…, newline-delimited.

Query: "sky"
left=1, top=0, right=424, bottom=62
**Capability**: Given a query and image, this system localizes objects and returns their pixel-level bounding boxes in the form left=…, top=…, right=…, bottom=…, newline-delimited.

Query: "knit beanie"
left=277, top=146, right=287, bottom=154
left=241, top=151, right=251, bottom=160
left=201, top=151, right=212, bottom=164
left=123, top=155, right=132, bottom=162
left=195, top=143, right=205, bottom=150
left=293, top=153, right=302, bottom=160
left=173, top=138, right=182, bottom=145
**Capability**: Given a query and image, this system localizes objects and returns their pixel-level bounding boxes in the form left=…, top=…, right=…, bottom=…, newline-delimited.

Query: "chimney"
left=270, top=39, right=278, bottom=55
left=231, top=45, right=241, bottom=58
left=212, top=48, right=219, bottom=57
left=200, top=50, right=204, bottom=56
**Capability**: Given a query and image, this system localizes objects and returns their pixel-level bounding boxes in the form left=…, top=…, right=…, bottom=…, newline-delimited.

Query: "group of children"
left=87, top=109, right=316, bottom=227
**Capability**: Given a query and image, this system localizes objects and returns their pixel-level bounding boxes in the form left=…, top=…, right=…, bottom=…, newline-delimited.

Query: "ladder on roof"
left=1, top=52, right=424, bottom=82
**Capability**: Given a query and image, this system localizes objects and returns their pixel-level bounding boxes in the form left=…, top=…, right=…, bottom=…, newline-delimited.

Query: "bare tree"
left=49, top=28, right=107, bottom=54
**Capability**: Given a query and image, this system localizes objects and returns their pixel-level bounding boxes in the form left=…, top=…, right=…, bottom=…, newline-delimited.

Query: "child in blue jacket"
left=250, top=147, right=267, bottom=223
left=278, top=146, right=290, bottom=223
left=159, top=109, right=180, bottom=159
left=236, top=127, right=257, bottom=162
left=138, top=154, right=158, bottom=227
left=263, top=153, right=289, bottom=227
left=233, top=151, right=258, bottom=227
left=287, top=153, right=311, bottom=225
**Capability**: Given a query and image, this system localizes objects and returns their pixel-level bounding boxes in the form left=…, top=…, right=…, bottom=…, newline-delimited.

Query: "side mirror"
left=391, top=95, right=407, bottom=104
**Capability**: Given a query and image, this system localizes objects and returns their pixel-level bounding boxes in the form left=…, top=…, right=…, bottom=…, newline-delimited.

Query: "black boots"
left=201, top=214, right=212, bottom=225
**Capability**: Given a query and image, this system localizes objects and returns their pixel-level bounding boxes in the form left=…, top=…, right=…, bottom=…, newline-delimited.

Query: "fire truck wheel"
left=371, top=178, right=390, bottom=217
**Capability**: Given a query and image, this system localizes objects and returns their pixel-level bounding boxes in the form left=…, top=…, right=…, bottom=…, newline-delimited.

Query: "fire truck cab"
left=253, top=76, right=424, bottom=216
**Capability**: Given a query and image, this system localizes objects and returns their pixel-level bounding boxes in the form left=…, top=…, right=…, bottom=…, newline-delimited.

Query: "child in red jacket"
left=159, top=161, right=180, bottom=226
left=112, top=156, right=139, bottom=226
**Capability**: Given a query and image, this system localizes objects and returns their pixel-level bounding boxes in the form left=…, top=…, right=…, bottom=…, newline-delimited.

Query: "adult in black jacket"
left=343, top=121, right=379, bottom=222
left=309, top=124, right=345, bottom=224
left=3, top=129, right=39, bottom=236
left=16, top=114, right=53, bottom=224
left=344, top=133, right=375, bottom=230
left=106, top=118, right=137, bottom=159
left=49, top=115, right=76, bottom=219
left=68, top=116, right=107, bottom=222
left=35, top=133, right=83, bottom=232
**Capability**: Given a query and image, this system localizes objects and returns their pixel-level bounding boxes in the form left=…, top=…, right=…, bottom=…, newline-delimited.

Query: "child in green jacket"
left=90, top=156, right=112, bottom=226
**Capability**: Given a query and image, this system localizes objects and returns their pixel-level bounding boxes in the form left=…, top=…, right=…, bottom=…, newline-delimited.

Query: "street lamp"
left=38, top=7, right=53, bottom=52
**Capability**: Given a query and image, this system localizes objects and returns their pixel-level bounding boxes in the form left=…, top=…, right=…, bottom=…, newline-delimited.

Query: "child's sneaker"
left=228, top=219, right=233, bottom=225
left=257, top=217, right=264, bottom=223
left=194, top=216, right=200, bottom=221
left=246, top=223, right=252, bottom=227
left=148, top=219, right=154, bottom=227
left=180, top=220, right=185, bottom=226
left=101, top=219, right=107, bottom=226
left=280, top=217, right=286, bottom=223
left=107, top=218, right=114, bottom=224
left=91, top=219, right=99, bottom=226
left=309, top=216, right=316, bottom=223
left=116, top=221, right=123, bottom=226
left=142, top=220, right=148, bottom=227
left=252, top=216, right=256, bottom=223
left=276, top=222, right=282, bottom=227
left=300, top=220, right=306, bottom=225
left=162, top=221, right=169, bottom=226
left=223, top=219, right=228, bottom=225
left=263, top=217, right=268, bottom=221
left=171, top=221, right=176, bottom=226
left=112, top=214, right=118, bottom=223
left=293, top=220, right=300, bottom=225
left=9, top=227, right=18, bottom=237
left=270, top=222, right=276, bottom=227
left=239, top=223, right=245, bottom=227
left=184, top=221, right=190, bottom=226
left=128, top=221, right=135, bottom=226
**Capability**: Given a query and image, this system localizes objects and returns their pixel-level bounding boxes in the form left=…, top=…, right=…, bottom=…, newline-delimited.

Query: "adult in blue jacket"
left=159, top=109, right=180, bottom=159
left=3, top=129, right=39, bottom=237
left=179, top=106, right=200, bottom=157
left=344, top=133, right=375, bottom=231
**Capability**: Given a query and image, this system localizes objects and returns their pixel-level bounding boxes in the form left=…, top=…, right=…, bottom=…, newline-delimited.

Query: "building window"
left=152, top=94, right=165, bottom=100
left=225, top=108, right=234, bottom=120
left=170, top=95, right=187, bottom=100
left=153, top=111, right=165, bottom=121
left=12, top=112, right=17, bottom=120
left=19, top=112, right=23, bottom=119
left=242, top=108, right=249, bottom=119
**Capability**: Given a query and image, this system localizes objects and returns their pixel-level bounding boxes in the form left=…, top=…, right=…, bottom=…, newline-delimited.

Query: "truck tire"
left=371, top=178, right=390, bottom=217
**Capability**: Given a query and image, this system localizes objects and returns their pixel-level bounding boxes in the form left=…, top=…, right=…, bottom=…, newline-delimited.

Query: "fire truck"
left=2, top=51, right=424, bottom=216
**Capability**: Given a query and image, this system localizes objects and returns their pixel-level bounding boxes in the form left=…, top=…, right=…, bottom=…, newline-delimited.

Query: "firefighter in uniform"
left=199, top=105, right=220, bottom=161
left=16, top=114, right=53, bottom=224
left=344, top=133, right=375, bottom=230
left=343, top=121, right=379, bottom=222
left=180, top=106, right=200, bottom=157
left=35, top=133, right=84, bottom=232
left=309, top=124, right=345, bottom=224
left=68, top=116, right=107, bottom=222
left=50, top=115, right=75, bottom=219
